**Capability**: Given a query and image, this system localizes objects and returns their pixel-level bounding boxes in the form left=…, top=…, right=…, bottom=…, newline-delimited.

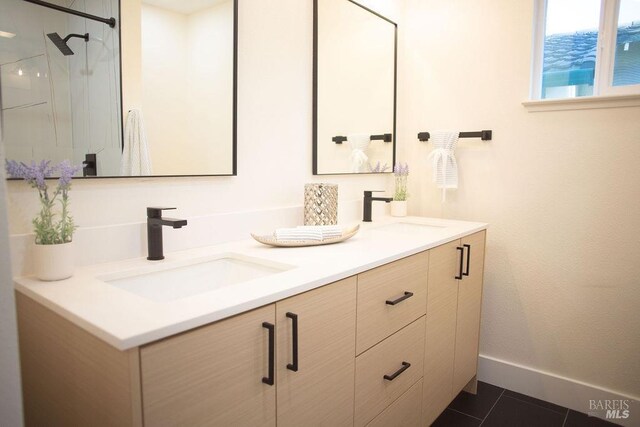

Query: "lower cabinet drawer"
left=366, top=378, right=423, bottom=427
left=354, top=316, right=426, bottom=427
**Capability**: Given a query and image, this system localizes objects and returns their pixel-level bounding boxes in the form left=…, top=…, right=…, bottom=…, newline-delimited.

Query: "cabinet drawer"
left=354, top=316, right=426, bottom=427
left=356, top=251, right=428, bottom=354
left=366, top=378, right=423, bottom=427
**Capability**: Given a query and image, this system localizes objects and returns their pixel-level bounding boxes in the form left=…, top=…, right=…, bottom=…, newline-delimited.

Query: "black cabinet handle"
left=286, top=312, right=299, bottom=372
left=463, top=244, right=471, bottom=277
left=262, top=322, right=275, bottom=385
left=386, top=291, right=414, bottom=305
left=455, top=247, right=464, bottom=280
left=383, top=361, right=411, bottom=381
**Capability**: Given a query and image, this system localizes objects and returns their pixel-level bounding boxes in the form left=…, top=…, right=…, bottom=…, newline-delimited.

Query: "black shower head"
left=46, top=32, right=89, bottom=56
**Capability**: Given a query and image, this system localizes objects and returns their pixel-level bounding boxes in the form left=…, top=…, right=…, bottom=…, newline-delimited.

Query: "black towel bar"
left=333, top=133, right=393, bottom=144
left=418, top=130, right=492, bottom=142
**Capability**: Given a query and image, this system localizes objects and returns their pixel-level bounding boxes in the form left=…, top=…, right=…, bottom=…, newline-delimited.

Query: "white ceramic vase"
left=391, top=200, right=407, bottom=217
left=33, top=241, right=75, bottom=281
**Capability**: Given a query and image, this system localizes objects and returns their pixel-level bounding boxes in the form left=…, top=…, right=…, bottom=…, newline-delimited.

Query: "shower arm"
left=64, top=33, right=89, bottom=43
left=23, top=0, right=116, bottom=28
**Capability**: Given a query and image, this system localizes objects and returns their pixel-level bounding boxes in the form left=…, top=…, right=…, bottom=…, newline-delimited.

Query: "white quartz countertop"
left=14, top=216, right=487, bottom=351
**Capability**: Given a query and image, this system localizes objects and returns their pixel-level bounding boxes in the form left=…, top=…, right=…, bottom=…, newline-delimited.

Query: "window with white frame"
left=532, top=0, right=640, bottom=100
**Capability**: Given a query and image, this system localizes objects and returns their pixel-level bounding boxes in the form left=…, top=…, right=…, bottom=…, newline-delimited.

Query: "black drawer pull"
left=463, top=244, right=471, bottom=276
left=386, top=291, right=414, bottom=305
left=383, top=361, right=411, bottom=381
left=455, top=246, right=464, bottom=280
left=262, top=322, right=275, bottom=385
left=286, top=312, right=299, bottom=372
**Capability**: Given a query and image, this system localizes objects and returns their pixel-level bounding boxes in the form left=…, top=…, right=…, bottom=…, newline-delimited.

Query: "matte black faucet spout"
left=147, top=207, right=187, bottom=261
left=363, top=191, right=393, bottom=222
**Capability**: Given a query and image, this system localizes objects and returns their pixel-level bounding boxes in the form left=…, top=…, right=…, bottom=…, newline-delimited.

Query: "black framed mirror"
left=313, top=0, right=397, bottom=175
left=1, top=0, right=237, bottom=178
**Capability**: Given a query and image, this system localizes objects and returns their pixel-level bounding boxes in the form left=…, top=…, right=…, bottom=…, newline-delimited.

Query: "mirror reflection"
left=0, top=0, right=237, bottom=178
left=135, top=0, right=236, bottom=175
left=313, top=0, right=396, bottom=175
left=1, top=0, right=122, bottom=176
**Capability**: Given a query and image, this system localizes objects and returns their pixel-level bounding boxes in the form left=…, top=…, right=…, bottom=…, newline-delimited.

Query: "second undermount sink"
left=373, top=222, right=448, bottom=235
left=99, top=254, right=294, bottom=303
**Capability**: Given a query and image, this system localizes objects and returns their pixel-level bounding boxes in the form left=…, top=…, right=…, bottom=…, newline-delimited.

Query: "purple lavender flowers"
left=368, top=161, right=390, bottom=173
left=5, top=160, right=56, bottom=191
left=57, top=160, right=83, bottom=189
left=5, top=159, right=82, bottom=244
left=393, top=162, right=409, bottom=201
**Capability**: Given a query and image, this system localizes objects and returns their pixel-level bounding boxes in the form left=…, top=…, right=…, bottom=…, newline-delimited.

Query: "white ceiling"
left=142, top=0, right=229, bottom=15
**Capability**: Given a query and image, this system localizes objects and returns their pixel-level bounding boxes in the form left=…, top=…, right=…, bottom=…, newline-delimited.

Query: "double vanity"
left=15, top=217, right=487, bottom=426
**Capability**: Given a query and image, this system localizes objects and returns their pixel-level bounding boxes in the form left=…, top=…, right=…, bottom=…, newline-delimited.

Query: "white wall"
left=140, top=1, right=234, bottom=175
left=7, top=0, right=403, bottom=235
left=141, top=4, right=189, bottom=174
left=187, top=0, right=234, bottom=175
left=402, top=0, right=640, bottom=404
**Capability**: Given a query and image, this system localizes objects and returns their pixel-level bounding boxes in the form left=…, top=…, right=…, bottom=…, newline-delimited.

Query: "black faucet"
left=363, top=191, right=393, bottom=222
left=147, top=207, right=187, bottom=261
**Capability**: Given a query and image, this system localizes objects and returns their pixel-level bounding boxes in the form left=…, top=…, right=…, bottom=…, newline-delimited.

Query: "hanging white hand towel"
left=120, top=109, right=152, bottom=176
left=347, top=134, right=370, bottom=173
left=427, top=131, right=459, bottom=202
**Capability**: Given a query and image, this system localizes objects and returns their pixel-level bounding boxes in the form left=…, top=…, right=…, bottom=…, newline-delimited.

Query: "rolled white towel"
left=275, top=228, right=323, bottom=241
left=297, top=225, right=343, bottom=239
left=297, top=225, right=342, bottom=240
left=321, top=233, right=342, bottom=239
left=275, top=225, right=345, bottom=241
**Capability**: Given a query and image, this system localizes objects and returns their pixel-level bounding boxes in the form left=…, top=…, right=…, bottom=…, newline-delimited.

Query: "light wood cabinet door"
left=422, top=239, right=460, bottom=426
left=356, top=252, right=429, bottom=355
left=17, top=293, right=143, bottom=427
left=140, top=304, right=276, bottom=427
left=276, top=276, right=357, bottom=427
left=453, top=231, right=486, bottom=392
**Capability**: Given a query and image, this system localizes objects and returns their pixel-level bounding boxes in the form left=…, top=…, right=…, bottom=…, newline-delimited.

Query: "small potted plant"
left=391, top=162, right=409, bottom=217
left=5, top=160, right=82, bottom=281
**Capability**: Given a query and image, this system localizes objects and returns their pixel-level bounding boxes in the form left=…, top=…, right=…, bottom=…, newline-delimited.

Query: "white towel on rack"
left=120, top=109, right=152, bottom=176
left=427, top=131, right=459, bottom=202
left=347, top=134, right=370, bottom=173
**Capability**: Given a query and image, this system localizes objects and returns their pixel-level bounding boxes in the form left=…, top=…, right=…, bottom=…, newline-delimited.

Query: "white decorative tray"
left=251, top=224, right=360, bottom=248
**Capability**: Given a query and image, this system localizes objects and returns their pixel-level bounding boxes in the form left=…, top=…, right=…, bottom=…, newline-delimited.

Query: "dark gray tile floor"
left=432, top=381, right=621, bottom=427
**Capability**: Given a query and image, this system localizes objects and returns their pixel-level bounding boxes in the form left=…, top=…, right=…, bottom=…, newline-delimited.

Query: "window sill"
left=522, top=94, right=640, bottom=112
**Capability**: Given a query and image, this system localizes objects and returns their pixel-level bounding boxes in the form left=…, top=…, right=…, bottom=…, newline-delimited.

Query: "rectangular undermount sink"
left=99, top=254, right=294, bottom=303
left=373, top=222, right=448, bottom=235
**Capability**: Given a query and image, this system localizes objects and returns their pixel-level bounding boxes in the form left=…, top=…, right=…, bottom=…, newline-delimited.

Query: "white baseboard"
left=478, top=354, right=640, bottom=427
